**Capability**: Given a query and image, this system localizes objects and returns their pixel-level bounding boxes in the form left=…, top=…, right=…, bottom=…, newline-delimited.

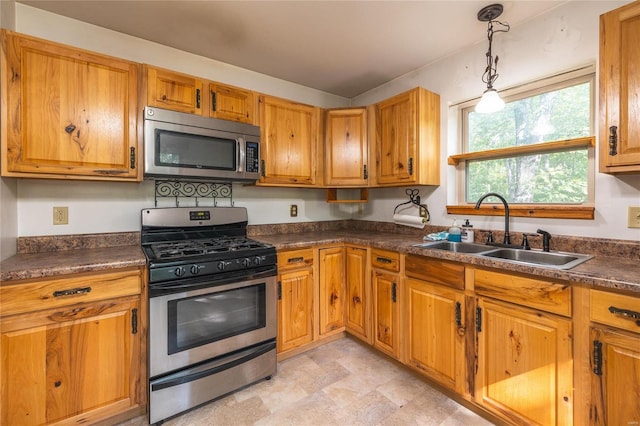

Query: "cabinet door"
left=405, top=278, right=465, bottom=393
left=1, top=298, right=141, bottom=425
left=277, top=268, right=314, bottom=353
left=590, top=327, right=640, bottom=425
left=259, top=95, right=319, bottom=186
left=475, top=298, right=573, bottom=425
left=599, top=2, right=640, bottom=172
left=318, top=246, right=346, bottom=336
left=1, top=30, right=140, bottom=181
left=324, top=108, right=368, bottom=186
left=375, top=89, right=417, bottom=185
left=209, top=82, right=255, bottom=124
left=372, top=269, right=400, bottom=359
left=345, top=246, right=369, bottom=342
left=146, top=66, right=204, bottom=114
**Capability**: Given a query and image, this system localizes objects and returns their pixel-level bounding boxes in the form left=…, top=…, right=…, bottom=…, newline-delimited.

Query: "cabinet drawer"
left=590, top=289, right=640, bottom=334
left=473, top=268, right=571, bottom=317
left=405, top=255, right=464, bottom=290
left=0, top=268, right=142, bottom=317
left=371, top=249, right=400, bottom=272
left=277, top=248, right=314, bottom=271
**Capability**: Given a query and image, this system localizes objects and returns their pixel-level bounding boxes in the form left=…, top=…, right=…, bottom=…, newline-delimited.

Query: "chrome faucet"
left=474, top=192, right=511, bottom=245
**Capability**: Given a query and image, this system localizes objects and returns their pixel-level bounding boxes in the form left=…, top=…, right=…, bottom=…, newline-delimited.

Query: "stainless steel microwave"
left=143, top=106, right=261, bottom=181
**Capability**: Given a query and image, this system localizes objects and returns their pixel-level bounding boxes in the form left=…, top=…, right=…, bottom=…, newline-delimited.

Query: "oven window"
left=167, top=283, right=266, bottom=354
left=156, top=129, right=236, bottom=170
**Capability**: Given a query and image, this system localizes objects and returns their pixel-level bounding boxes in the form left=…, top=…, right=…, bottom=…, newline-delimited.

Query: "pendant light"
left=475, top=4, right=510, bottom=114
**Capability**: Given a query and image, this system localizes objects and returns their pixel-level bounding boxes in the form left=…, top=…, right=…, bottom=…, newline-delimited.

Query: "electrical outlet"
left=290, top=204, right=298, bottom=217
left=628, top=206, right=640, bottom=228
left=53, top=206, right=69, bottom=225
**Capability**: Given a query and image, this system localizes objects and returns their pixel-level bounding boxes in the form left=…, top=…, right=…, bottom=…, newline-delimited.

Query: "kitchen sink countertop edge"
left=257, top=230, right=640, bottom=295
left=1, top=230, right=638, bottom=295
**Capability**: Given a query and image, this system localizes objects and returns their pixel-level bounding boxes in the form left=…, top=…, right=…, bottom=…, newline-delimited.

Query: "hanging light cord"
left=482, top=20, right=510, bottom=90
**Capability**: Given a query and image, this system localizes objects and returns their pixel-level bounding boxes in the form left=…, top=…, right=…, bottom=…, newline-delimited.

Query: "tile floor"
left=123, top=337, right=495, bottom=426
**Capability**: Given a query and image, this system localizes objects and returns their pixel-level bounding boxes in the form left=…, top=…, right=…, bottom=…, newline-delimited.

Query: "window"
left=448, top=66, right=595, bottom=219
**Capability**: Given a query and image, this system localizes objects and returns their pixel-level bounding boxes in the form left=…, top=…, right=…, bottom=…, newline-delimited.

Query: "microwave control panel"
left=245, top=142, right=260, bottom=173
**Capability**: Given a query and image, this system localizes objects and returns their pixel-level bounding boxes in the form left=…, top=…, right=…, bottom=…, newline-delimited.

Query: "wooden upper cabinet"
left=208, top=82, right=255, bottom=124
left=258, top=95, right=320, bottom=186
left=1, top=30, right=141, bottom=181
left=599, top=1, right=640, bottom=173
left=146, top=66, right=204, bottom=114
left=145, top=65, right=256, bottom=124
left=324, top=108, right=368, bottom=187
left=374, top=87, right=440, bottom=186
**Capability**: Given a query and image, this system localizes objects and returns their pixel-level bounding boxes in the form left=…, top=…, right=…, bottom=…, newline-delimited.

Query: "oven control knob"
left=174, top=266, right=186, bottom=277
left=253, top=256, right=262, bottom=265
left=241, top=258, right=251, bottom=267
left=190, top=265, right=201, bottom=275
left=217, top=261, right=228, bottom=271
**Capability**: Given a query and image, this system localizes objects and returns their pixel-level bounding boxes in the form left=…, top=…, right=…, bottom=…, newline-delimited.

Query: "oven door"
left=149, top=272, right=277, bottom=378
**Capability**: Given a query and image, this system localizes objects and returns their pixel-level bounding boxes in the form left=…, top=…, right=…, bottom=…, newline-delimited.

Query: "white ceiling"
left=18, top=0, right=570, bottom=98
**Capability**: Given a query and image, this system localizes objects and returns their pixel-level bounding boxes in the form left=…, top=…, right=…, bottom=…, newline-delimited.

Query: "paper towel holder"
left=394, top=188, right=430, bottom=221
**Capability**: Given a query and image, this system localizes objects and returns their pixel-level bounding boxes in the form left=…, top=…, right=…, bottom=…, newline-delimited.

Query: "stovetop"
left=146, top=236, right=272, bottom=261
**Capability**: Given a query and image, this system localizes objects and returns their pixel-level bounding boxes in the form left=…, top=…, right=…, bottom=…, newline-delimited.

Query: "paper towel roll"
left=393, top=214, right=426, bottom=229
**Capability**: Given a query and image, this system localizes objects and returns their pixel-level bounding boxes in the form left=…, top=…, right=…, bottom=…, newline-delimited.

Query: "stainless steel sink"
left=480, top=248, right=593, bottom=269
left=412, top=241, right=593, bottom=270
left=412, top=241, right=495, bottom=254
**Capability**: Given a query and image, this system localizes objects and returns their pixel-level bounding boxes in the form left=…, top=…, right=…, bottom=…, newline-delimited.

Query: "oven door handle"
left=151, top=340, right=276, bottom=392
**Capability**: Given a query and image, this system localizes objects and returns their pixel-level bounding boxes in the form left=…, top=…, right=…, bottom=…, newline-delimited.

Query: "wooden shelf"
left=326, top=188, right=369, bottom=203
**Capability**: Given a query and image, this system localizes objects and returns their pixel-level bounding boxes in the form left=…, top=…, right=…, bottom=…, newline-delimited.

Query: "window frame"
left=447, top=65, right=596, bottom=220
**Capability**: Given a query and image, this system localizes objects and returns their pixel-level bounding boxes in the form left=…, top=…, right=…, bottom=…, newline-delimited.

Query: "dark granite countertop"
left=1, top=228, right=638, bottom=296
left=256, top=230, right=640, bottom=295
left=0, top=245, right=146, bottom=283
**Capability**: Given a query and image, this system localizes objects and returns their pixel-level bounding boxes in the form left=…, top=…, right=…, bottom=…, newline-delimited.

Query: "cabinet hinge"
left=277, top=281, right=282, bottom=300
left=131, top=308, right=138, bottom=334
left=408, top=157, right=414, bottom=175
left=608, top=125, right=618, bottom=156
left=391, top=282, right=397, bottom=303
left=211, top=91, right=217, bottom=112
left=475, top=307, right=482, bottom=332
left=130, top=147, right=136, bottom=169
left=593, top=339, right=602, bottom=376
left=363, top=164, right=368, bottom=180
left=455, top=302, right=462, bottom=327
left=260, top=160, right=266, bottom=177
left=196, top=89, right=201, bottom=109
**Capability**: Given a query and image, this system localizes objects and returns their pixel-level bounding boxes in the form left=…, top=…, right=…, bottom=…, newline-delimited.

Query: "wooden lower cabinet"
left=0, top=268, right=145, bottom=425
left=371, top=249, right=401, bottom=359
left=405, top=277, right=466, bottom=393
left=475, top=298, right=573, bottom=425
left=344, top=245, right=370, bottom=343
left=318, top=246, right=346, bottom=336
left=589, top=327, right=640, bottom=425
left=276, top=249, right=314, bottom=353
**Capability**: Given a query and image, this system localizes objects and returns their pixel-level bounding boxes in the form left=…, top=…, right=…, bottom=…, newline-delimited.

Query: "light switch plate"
left=628, top=206, right=640, bottom=228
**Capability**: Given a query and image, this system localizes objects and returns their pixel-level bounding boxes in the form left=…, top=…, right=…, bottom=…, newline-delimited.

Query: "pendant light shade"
left=475, top=4, right=510, bottom=114
left=476, top=88, right=505, bottom=113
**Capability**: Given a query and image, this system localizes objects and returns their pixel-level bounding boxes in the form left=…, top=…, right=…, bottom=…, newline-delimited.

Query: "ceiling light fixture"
left=475, top=4, right=510, bottom=114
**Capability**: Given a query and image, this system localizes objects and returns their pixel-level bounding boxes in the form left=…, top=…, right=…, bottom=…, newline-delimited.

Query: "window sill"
left=446, top=205, right=594, bottom=220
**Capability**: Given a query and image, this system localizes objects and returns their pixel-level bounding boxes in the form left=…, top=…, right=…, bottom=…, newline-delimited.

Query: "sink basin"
left=481, top=248, right=593, bottom=269
left=412, top=241, right=495, bottom=254
left=413, top=241, right=593, bottom=270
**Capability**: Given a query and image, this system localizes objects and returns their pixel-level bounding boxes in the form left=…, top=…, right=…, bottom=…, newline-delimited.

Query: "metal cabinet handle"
left=376, top=257, right=392, bottom=264
left=455, top=302, right=462, bottom=327
left=287, top=256, right=304, bottom=263
left=196, top=89, right=201, bottom=109
left=53, top=286, right=92, bottom=297
left=593, top=340, right=603, bottom=375
left=608, top=125, right=618, bottom=156
left=608, top=305, right=640, bottom=326
left=391, top=282, right=397, bottom=303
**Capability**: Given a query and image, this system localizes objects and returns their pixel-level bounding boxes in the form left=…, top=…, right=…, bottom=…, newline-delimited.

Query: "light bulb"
left=475, top=88, right=505, bottom=113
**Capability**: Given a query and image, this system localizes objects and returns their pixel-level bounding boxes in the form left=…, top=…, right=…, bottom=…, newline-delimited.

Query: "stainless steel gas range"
left=141, top=207, right=277, bottom=424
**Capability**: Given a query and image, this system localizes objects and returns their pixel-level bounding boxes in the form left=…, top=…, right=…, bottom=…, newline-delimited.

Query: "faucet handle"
left=486, top=231, right=494, bottom=243
left=521, top=234, right=531, bottom=250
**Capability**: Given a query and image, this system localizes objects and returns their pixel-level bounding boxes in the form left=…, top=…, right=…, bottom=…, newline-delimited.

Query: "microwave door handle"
left=237, top=138, right=245, bottom=173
